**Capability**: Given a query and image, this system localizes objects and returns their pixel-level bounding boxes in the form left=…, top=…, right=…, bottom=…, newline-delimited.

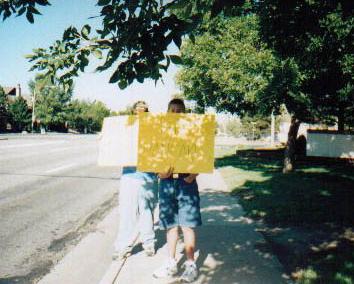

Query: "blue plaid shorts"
left=158, top=176, right=202, bottom=229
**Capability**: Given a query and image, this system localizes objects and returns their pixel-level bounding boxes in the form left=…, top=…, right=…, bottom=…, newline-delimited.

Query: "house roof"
left=3, top=86, right=16, bottom=95
left=2, top=85, right=32, bottom=106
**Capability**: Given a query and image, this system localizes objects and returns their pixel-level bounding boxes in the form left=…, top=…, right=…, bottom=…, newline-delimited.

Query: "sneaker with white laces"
left=180, top=260, right=198, bottom=283
left=143, top=243, right=155, bottom=257
left=153, top=258, right=178, bottom=278
left=112, top=247, right=132, bottom=260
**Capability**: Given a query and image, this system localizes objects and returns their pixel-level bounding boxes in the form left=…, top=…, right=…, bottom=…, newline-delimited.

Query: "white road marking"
left=0, top=145, right=95, bottom=162
left=0, top=141, right=65, bottom=149
left=45, top=163, right=77, bottom=174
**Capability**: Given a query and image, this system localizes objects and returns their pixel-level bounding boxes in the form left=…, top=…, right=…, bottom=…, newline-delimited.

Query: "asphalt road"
left=0, top=134, right=120, bottom=283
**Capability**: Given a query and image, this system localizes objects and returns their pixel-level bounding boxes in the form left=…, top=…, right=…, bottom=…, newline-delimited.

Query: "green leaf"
left=25, top=54, right=34, bottom=59
left=35, top=0, right=51, bottom=6
left=97, top=0, right=111, bottom=6
left=166, top=56, right=171, bottom=69
left=137, top=75, right=144, bottom=83
left=63, top=27, right=72, bottom=40
left=118, top=80, right=128, bottom=89
left=169, top=55, right=182, bottom=65
left=26, top=11, right=34, bottom=23
left=93, top=49, right=103, bottom=59
left=79, top=56, right=89, bottom=72
left=28, top=6, right=41, bottom=15
left=81, top=25, right=91, bottom=39
left=17, top=7, right=26, bottom=16
left=189, top=34, right=195, bottom=43
left=173, top=35, right=182, bottom=48
left=109, top=69, right=120, bottom=83
left=3, top=10, right=11, bottom=21
left=158, top=64, right=168, bottom=72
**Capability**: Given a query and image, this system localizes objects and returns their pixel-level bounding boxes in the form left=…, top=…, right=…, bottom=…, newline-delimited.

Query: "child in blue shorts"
left=153, top=99, right=201, bottom=283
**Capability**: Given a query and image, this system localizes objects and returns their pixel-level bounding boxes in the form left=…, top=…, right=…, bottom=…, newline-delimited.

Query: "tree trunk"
left=283, top=116, right=301, bottom=173
left=337, top=108, right=345, bottom=133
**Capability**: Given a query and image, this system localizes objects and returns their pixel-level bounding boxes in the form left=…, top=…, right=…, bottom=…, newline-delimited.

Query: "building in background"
left=2, top=84, right=32, bottom=131
left=3, top=84, right=31, bottom=107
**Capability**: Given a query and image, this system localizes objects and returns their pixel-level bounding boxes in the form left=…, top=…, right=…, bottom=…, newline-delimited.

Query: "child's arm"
left=184, top=174, right=198, bottom=183
left=157, top=167, right=174, bottom=179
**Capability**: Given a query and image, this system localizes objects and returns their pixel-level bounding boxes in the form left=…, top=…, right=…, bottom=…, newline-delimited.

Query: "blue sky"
left=0, top=0, right=180, bottom=112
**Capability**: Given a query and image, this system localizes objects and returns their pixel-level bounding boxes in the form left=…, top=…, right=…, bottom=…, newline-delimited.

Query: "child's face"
left=168, top=103, right=185, bottom=113
left=134, top=103, right=147, bottom=114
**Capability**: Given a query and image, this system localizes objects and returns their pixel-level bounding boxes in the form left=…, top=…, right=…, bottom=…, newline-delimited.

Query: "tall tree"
left=66, top=99, right=87, bottom=133
left=0, top=86, right=9, bottom=132
left=8, top=96, right=32, bottom=132
left=258, top=0, right=354, bottom=172
left=67, top=99, right=111, bottom=133
left=177, top=15, right=277, bottom=117
left=29, top=77, right=72, bottom=131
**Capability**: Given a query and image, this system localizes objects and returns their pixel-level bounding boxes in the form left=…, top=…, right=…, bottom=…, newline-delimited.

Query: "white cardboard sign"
left=97, top=115, right=138, bottom=166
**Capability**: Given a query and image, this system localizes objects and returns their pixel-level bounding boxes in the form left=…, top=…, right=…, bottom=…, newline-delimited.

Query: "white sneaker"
left=177, top=238, right=185, bottom=253
left=143, top=243, right=155, bottom=257
left=180, top=260, right=198, bottom=283
left=153, top=258, right=178, bottom=278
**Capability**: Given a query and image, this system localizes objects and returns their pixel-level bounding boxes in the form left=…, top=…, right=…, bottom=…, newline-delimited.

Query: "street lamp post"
left=31, top=89, right=36, bottom=133
left=271, top=111, right=275, bottom=146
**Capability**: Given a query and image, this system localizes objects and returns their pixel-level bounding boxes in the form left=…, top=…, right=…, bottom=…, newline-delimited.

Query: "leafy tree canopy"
left=258, top=0, right=354, bottom=129
left=0, top=0, right=50, bottom=23
left=18, top=0, right=251, bottom=90
left=8, top=96, right=31, bottom=132
left=29, top=75, right=72, bottom=130
left=177, top=15, right=277, bottom=116
left=67, top=99, right=111, bottom=133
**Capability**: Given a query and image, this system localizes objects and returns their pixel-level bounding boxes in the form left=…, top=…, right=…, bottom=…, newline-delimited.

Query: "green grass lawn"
left=215, top=146, right=354, bottom=284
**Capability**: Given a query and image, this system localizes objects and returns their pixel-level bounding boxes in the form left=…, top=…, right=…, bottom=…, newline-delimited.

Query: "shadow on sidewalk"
left=194, top=190, right=286, bottom=284
left=214, top=148, right=354, bottom=283
left=134, top=189, right=287, bottom=284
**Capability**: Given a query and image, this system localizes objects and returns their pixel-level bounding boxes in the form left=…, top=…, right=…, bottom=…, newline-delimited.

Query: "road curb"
left=99, top=234, right=140, bottom=284
left=38, top=207, right=119, bottom=284
left=99, top=258, right=127, bottom=284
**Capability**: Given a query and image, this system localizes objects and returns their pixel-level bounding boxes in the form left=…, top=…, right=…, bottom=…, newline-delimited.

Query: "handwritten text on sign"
left=137, top=113, right=215, bottom=173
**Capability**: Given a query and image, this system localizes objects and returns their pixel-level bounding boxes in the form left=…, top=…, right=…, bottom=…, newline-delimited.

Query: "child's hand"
left=184, top=174, right=198, bottom=184
left=158, top=167, right=173, bottom=179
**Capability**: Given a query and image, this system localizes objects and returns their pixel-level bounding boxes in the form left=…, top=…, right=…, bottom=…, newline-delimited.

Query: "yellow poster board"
left=137, top=113, right=216, bottom=173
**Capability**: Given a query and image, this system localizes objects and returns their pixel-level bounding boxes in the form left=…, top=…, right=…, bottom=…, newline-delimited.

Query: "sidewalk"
left=101, top=171, right=290, bottom=284
left=37, top=170, right=290, bottom=284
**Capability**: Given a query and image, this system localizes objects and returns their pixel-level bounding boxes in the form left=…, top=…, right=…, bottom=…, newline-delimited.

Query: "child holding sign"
left=113, top=101, right=158, bottom=259
left=153, top=99, right=201, bottom=283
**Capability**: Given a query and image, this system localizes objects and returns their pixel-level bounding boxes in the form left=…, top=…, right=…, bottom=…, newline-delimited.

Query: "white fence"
left=307, top=132, right=354, bottom=159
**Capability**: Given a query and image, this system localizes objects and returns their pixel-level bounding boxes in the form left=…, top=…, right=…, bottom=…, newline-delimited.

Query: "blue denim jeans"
left=114, top=167, right=158, bottom=251
left=159, top=177, right=202, bottom=229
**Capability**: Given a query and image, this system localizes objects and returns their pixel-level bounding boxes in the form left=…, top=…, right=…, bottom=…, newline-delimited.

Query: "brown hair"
left=133, top=100, right=149, bottom=112
left=167, top=98, right=185, bottom=111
